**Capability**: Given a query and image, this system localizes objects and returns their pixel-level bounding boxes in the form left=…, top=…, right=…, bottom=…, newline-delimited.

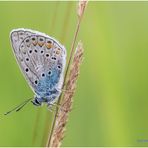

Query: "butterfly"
left=7, top=28, right=66, bottom=114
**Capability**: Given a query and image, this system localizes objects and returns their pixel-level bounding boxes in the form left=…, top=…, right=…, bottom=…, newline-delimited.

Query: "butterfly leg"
left=56, top=87, right=74, bottom=93
left=47, top=101, right=69, bottom=114
left=47, top=102, right=62, bottom=115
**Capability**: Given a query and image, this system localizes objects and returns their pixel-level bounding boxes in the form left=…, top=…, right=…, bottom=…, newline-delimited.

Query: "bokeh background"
left=0, top=1, right=148, bottom=146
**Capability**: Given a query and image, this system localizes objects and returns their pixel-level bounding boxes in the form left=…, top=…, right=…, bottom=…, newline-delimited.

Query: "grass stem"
left=46, top=1, right=87, bottom=147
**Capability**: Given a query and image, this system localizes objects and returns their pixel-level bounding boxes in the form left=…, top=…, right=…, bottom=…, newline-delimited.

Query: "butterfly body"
left=10, top=28, right=66, bottom=108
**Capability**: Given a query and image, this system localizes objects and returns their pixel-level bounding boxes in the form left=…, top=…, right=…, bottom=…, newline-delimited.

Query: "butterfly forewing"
left=10, top=29, right=66, bottom=95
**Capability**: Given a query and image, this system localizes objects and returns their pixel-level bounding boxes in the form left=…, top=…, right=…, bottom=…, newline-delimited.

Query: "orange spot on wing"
left=38, top=42, right=44, bottom=47
left=55, top=48, right=61, bottom=55
left=32, top=42, right=37, bottom=46
left=46, top=43, right=53, bottom=49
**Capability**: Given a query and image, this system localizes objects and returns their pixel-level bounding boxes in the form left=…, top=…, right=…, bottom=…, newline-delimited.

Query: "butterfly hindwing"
left=10, top=29, right=66, bottom=96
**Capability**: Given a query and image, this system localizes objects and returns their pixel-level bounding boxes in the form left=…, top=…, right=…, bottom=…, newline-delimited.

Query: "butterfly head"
left=31, top=96, right=42, bottom=106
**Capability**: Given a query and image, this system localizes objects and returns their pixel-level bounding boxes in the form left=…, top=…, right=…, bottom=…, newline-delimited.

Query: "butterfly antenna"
left=4, top=98, right=33, bottom=115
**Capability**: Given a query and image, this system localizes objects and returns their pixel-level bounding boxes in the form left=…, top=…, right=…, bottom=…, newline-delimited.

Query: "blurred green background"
left=0, top=1, right=148, bottom=147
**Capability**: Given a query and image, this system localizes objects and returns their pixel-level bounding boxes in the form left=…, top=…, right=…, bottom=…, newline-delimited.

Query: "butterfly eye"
left=38, top=37, right=45, bottom=47
left=35, top=80, right=38, bottom=84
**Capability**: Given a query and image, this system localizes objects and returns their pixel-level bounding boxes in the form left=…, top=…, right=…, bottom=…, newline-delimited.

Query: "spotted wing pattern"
left=10, top=29, right=66, bottom=97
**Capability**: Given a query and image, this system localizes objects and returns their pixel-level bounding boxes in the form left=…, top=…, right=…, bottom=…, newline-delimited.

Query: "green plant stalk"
left=46, top=1, right=87, bottom=146
left=41, top=3, right=73, bottom=146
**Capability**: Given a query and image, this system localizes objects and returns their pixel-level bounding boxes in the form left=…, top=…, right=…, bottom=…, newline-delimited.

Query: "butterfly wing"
left=10, top=28, right=66, bottom=95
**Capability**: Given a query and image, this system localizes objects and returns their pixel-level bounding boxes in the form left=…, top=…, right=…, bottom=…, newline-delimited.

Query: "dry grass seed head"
left=49, top=42, right=84, bottom=147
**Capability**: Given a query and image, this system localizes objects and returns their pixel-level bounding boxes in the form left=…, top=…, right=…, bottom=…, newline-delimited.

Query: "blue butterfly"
left=6, top=28, right=66, bottom=114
